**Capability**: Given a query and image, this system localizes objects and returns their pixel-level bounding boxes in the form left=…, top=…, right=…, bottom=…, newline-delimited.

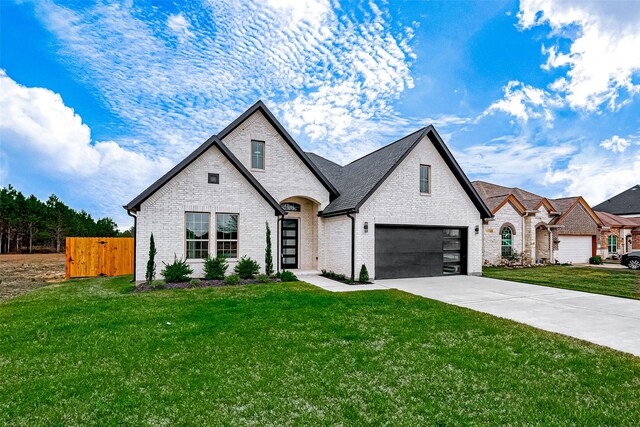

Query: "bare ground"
left=0, top=253, right=65, bottom=302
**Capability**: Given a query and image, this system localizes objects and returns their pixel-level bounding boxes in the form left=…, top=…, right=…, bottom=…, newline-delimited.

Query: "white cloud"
left=167, top=13, right=193, bottom=40
left=455, top=135, right=576, bottom=185
left=518, top=0, right=640, bottom=111
left=600, top=135, right=631, bottom=153
left=30, top=0, right=415, bottom=163
left=545, top=147, right=640, bottom=205
left=482, top=80, right=560, bottom=123
left=0, top=70, right=172, bottom=226
left=0, top=70, right=98, bottom=174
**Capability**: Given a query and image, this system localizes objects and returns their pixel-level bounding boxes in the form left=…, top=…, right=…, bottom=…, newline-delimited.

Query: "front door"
left=281, top=219, right=298, bottom=269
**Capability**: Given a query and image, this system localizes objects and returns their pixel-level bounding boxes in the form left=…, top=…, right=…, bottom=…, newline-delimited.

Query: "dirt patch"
left=0, top=253, right=66, bottom=302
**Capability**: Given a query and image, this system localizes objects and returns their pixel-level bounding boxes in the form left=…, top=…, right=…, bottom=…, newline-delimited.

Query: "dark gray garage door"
left=375, top=225, right=466, bottom=279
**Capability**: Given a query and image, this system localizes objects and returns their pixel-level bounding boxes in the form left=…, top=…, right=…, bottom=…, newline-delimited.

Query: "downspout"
left=277, top=214, right=285, bottom=272
left=126, top=209, right=137, bottom=283
left=346, top=212, right=355, bottom=281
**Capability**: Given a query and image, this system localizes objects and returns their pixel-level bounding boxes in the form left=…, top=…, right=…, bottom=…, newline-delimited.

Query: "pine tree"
left=265, top=221, right=273, bottom=276
left=146, top=233, right=157, bottom=285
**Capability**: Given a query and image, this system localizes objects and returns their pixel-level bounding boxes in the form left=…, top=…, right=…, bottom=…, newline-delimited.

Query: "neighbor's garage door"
left=555, top=235, right=593, bottom=264
left=375, top=226, right=466, bottom=279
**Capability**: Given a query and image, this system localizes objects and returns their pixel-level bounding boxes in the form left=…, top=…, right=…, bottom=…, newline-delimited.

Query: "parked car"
left=620, top=251, right=640, bottom=270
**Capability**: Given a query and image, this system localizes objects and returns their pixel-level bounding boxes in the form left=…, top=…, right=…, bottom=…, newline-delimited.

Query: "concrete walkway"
left=303, top=274, right=640, bottom=356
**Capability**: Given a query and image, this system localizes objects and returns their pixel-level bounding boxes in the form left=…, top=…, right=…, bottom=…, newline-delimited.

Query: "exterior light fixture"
left=475, top=225, right=479, bottom=234
left=364, top=222, right=369, bottom=233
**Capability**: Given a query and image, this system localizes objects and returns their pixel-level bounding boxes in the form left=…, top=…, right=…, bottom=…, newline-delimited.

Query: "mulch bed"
left=321, top=275, right=373, bottom=286
left=134, top=278, right=281, bottom=292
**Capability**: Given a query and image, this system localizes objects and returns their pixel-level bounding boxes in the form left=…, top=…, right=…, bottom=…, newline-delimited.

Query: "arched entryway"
left=279, top=196, right=320, bottom=271
left=535, top=224, right=551, bottom=263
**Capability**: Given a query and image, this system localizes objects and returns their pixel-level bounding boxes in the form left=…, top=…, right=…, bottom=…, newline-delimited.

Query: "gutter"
left=126, top=208, right=137, bottom=283
left=346, top=212, right=356, bottom=281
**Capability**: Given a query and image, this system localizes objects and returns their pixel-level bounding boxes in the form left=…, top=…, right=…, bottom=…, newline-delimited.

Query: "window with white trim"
left=216, top=213, right=238, bottom=258
left=501, top=226, right=513, bottom=258
left=186, top=212, right=209, bottom=259
left=608, top=235, right=617, bottom=253
left=420, top=164, right=431, bottom=193
left=251, top=140, right=265, bottom=170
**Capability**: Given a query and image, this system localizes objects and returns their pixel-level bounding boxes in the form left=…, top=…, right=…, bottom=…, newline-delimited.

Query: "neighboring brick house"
left=595, top=211, right=640, bottom=257
left=125, top=101, right=492, bottom=281
left=472, top=181, right=603, bottom=264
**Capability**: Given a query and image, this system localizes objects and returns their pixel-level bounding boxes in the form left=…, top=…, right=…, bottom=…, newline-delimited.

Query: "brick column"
left=632, top=229, right=640, bottom=250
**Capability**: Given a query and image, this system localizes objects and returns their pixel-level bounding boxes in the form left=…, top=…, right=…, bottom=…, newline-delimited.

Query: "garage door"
left=555, top=235, right=593, bottom=264
left=375, top=226, right=466, bottom=279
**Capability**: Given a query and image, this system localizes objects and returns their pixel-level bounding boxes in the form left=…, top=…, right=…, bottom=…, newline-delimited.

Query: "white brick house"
left=125, top=101, right=491, bottom=281
left=472, top=181, right=603, bottom=265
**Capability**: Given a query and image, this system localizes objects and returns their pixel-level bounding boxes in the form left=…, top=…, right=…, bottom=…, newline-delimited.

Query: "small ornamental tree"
left=145, top=233, right=157, bottom=286
left=358, top=264, right=369, bottom=283
left=265, top=221, right=274, bottom=276
left=204, top=254, right=228, bottom=280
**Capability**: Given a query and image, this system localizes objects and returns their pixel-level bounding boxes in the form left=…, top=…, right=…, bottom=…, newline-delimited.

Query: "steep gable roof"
left=309, top=126, right=492, bottom=218
left=548, top=196, right=603, bottom=226
left=593, top=185, right=640, bottom=215
left=124, top=135, right=285, bottom=215
left=218, top=101, right=339, bottom=198
left=125, top=100, right=341, bottom=214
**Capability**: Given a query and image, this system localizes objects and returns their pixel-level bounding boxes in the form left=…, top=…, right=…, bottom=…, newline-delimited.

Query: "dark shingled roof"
left=309, top=127, right=491, bottom=218
left=125, top=100, right=491, bottom=219
left=593, top=185, right=640, bottom=216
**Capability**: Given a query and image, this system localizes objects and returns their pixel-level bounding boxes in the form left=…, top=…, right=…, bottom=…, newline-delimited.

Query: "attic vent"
left=208, top=173, right=219, bottom=184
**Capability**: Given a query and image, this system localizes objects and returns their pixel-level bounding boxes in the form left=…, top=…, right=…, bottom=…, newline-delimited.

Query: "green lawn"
left=484, top=265, right=640, bottom=299
left=1, top=276, right=639, bottom=425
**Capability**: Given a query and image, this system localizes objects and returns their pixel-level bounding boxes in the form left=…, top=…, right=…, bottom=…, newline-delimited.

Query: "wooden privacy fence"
left=66, top=237, right=134, bottom=279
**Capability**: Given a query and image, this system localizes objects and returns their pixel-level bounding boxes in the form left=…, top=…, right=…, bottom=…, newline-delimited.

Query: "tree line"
left=0, top=185, right=132, bottom=254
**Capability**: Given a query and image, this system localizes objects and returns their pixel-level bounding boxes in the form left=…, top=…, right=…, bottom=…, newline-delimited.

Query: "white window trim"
left=608, top=235, right=617, bottom=253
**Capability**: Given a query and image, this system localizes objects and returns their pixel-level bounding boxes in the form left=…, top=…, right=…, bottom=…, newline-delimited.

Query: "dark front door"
left=375, top=225, right=467, bottom=279
left=281, top=219, right=298, bottom=269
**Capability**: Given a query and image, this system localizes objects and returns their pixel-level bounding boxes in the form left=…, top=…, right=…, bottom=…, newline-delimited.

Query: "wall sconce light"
left=364, top=222, right=369, bottom=233
left=475, top=225, right=479, bottom=235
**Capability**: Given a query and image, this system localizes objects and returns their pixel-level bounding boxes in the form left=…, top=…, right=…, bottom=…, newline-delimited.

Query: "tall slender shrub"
left=265, top=221, right=274, bottom=276
left=145, top=233, right=157, bottom=285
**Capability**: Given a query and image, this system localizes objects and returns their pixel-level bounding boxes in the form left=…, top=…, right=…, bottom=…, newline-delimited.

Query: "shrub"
left=189, top=278, right=201, bottom=287
left=161, top=256, right=193, bottom=283
left=358, top=264, right=369, bottom=282
left=224, top=274, right=241, bottom=286
left=265, top=222, right=274, bottom=276
left=256, top=274, right=271, bottom=283
left=589, top=255, right=603, bottom=265
left=280, top=270, right=298, bottom=282
left=204, top=255, right=228, bottom=280
left=145, top=233, right=157, bottom=286
left=234, top=256, right=260, bottom=279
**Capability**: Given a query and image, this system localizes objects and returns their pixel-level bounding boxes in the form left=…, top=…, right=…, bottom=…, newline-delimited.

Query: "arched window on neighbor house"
left=608, top=235, right=617, bottom=253
left=501, top=226, right=513, bottom=258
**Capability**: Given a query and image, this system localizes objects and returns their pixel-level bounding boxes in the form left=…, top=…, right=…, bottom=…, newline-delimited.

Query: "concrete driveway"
left=374, top=276, right=640, bottom=357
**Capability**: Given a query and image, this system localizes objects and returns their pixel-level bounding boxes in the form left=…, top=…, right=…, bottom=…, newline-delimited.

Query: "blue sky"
left=1, top=0, right=639, bottom=227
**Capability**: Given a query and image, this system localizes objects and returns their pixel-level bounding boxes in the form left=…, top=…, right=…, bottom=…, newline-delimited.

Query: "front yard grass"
left=1, top=275, right=639, bottom=425
left=483, top=265, right=640, bottom=299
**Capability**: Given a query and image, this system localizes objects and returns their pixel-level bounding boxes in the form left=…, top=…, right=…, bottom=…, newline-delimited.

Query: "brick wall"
left=482, top=202, right=524, bottom=264
left=356, top=136, right=484, bottom=277
left=136, top=145, right=277, bottom=280
left=558, top=203, right=600, bottom=235
left=221, top=110, right=330, bottom=209
left=319, top=215, right=352, bottom=276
